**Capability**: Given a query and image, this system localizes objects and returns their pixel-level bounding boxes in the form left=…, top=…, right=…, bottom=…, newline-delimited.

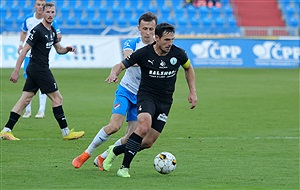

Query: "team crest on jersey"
left=159, top=60, right=167, bottom=69
left=170, top=57, right=177, bottom=65
left=114, top=103, right=121, bottom=110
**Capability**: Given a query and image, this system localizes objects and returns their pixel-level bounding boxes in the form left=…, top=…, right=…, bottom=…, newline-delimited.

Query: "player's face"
left=156, top=32, right=175, bottom=54
left=35, top=0, right=46, bottom=16
left=138, top=20, right=156, bottom=44
left=43, top=6, right=56, bottom=24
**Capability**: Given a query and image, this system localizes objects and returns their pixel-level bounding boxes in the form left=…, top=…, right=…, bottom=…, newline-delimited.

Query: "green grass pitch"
left=0, top=68, right=299, bottom=189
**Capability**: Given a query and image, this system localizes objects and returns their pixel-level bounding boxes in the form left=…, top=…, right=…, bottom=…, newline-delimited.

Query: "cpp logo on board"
left=190, top=40, right=243, bottom=66
left=253, top=41, right=300, bottom=67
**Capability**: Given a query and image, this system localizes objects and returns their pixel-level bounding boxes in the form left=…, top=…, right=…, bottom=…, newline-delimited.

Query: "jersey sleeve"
left=26, top=27, right=40, bottom=47
left=52, top=20, right=61, bottom=34
left=122, top=38, right=136, bottom=51
left=122, top=48, right=143, bottom=68
left=52, top=26, right=59, bottom=44
left=21, top=18, right=28, bottom=32
left=179, top=49, right=190, bottom=69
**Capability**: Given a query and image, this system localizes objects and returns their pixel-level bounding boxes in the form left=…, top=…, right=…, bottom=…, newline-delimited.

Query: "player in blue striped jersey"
left=72, top=12, right=158, bottom=170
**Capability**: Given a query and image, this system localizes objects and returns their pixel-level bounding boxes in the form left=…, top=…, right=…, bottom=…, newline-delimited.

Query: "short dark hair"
left=43, top=2, right=55, bottom=11
left=155, top=23, right=175, bottom=37
left=138, top=12, right=158, bottom=25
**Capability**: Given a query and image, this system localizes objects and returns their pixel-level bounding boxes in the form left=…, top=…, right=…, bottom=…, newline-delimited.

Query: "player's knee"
left=104, top=123, right=122, bottom=135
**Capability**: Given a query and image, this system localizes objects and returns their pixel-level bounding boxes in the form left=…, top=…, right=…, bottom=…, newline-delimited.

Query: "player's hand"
left=10, top=70, right=19, bottom=83
left=188, top=92, right=198, bottom=109
left=105, top=74, right=118, bottom=84
left=18, top=46, right=23, bottom=55
left=66, top=46, right=76, bottom=53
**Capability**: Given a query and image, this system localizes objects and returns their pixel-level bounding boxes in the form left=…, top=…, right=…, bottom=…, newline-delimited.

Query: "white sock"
left=61, top=127, right=70, bottom=136
left=86, top=128, right=110, bottom=155
left=38, top=91, right=47, bottom=113
left=25, top=101, right=32, bottom=113
left=2, top=127, right=12, bottom=132
left=100, top=138, right=122, bottom=159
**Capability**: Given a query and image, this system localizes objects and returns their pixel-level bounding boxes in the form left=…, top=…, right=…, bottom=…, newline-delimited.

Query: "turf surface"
left=0, top=68, right=299, bottom=189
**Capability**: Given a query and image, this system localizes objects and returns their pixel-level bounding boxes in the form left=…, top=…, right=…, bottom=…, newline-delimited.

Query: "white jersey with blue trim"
left=21, top=12, right=60, bottom=57
left=120, top=37, right=148, bottom=95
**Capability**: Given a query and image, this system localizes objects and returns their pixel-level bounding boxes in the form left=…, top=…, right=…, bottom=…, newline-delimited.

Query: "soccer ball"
left=153, top=152, right=177, bottom=174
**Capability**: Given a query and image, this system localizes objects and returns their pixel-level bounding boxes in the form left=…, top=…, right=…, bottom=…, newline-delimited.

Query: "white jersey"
left=120, top=37, right=148, bottom=95
left=21, top=12, right=60, bottom=57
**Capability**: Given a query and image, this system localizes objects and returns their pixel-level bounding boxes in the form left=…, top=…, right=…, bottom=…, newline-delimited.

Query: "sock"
left=101, top=138, right=122, bottom=158
left=122, top=132, right=142, bottom=168
left=86, top=128, right=110, bottom=155
left=38, top=91, right=47, bottom=113
left=4, top=112, right=20, bottom=131
left=53, top=105, right=68, bottom=129
left=25, top=101, right=32, bottom=112
left=61, top=127, right=70, bottom=136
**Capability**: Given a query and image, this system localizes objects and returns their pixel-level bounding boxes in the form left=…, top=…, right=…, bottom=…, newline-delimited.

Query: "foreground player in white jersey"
left=18, top=0, right=62, bottom=119
left=72, top=12, right=158, bottom=170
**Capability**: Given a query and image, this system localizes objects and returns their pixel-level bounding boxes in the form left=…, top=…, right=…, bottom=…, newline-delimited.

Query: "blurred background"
left=1, top=0, right=299, bottom=69
left=1, top=0, right=299, bottom=36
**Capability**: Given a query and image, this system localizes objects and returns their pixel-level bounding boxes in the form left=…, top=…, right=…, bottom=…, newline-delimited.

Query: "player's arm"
left=57, top=33, right=62, bottom=42
left=18, top=31, right=27, bottom=54
left=10, top=43, right=32, bottom=83
left=105, top=62, right=126, bottom=83
left=53, top=42, right=76, bottom=54
left=182, top=59, right=198, bottom=109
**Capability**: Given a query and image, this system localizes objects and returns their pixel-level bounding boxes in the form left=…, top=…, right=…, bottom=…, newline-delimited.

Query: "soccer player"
left=103, top=23, right=198, bottom=177
left=72, top=12, right=158, bottom=170
left=0, top=3, right=84, bottom=140
left=18, top=0, right=62, bottom=119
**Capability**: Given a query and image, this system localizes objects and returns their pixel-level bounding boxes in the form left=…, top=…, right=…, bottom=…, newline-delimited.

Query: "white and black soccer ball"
left=153, top=152, right=177, bottom=174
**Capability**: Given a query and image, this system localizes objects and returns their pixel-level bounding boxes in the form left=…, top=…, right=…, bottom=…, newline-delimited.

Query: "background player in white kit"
left=72, top=12, right=158, bottom=170
left=18, top=0, right=62, bottom=119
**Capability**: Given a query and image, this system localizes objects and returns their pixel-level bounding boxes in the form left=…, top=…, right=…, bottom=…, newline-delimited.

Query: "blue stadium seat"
left=282, top=5, right=296, bottom=18
left=160, top=6, right=170, bottom=19
left=185, top=4, right=197, bottom=18
left=166, top=16, right=176, bottom=26
left=156, top=0, right=165, bottom=7
left=213, top=17, right=225, bottom=33
left=177, top=17, right=188, bottom=28
left=129, top=0, right=140, bottom=8
left=198, top=6, right=209, bottom=17
left=111, top=5, right=121, bottom=18
left=223, top=5, right=233, bottom=17
left=190, top=17, right=200, bottom=28
left=200, top=17, right=212, bottom=33
left=73, top=6, right=83, bottom=18
left=135, top=5, right=145, bottom=17
left=106, top=0, right=115, bottom=8
left=60, top=6, right=71, bottom=18
left=148, top=5, right=157, bottom=14
left=174, top=5, right=185, bottom=18
left=210, top=6, right=221, bottom=18
left=10, top=6, right=20, bottom=18
left=68, top=0, right=78, bottom=8
left=91, top=16, right=101, bottom=26
left=123, top=5, right=132, bottom=18
left=86, top=6, right=96, bottom=18
left=104, top=16, right=114, bottom=26
left=79, top=17, right=89, bottom=26
left=66, top=16, right=77, bottom=26
left=116, top=17, right=128, bottom=27
left=286, top=17, right=299, bottom=27
left=23, top=5, right=33, bottom=17
left=0, top=4, right=8, bottom=17
left=3, top=16, right=13, bottom=27
left=15, top=16, right=24, bottom=27
left=128, top=15, right=138, bottom=26
left=98, top=5, right=109, bottom=19
left=16, top=0, right=27, bottom=8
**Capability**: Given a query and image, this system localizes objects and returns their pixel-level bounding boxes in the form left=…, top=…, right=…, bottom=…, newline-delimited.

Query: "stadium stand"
left=1, top=0, right=298, bottom=36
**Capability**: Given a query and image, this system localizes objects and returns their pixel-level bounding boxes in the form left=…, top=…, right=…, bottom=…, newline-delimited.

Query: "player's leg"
left=22, top=57, right=32, bottom=118
left=73, top=90, right=129, bottom=169
left=1, top=91, right=35, bottom=140
left=35, top=90, right=47, bottom=118
left=47, top=90, right=84, bottom=140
